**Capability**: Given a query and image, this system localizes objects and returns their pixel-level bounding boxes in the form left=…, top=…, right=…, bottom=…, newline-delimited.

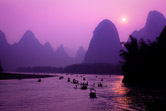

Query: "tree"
left=120, top=26, right=166, bottom=85
left=0, top=61, right=3, bottom=73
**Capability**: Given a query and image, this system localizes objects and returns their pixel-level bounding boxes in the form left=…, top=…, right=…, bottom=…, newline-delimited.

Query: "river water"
left=0, top=74, right=166, bottom=111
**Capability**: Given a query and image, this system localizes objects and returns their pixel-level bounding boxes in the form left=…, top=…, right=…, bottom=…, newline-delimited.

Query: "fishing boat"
left=89, top=88, right=97, bottom=98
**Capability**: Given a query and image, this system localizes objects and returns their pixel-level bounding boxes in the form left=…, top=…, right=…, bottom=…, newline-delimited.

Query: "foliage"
left=16, top=63, right=122, bottom=75
left=64, top=63, right=122, bottom=74
left=0, top=61, right=3, bottom=73
left=120, top=26, right=166, bottom=85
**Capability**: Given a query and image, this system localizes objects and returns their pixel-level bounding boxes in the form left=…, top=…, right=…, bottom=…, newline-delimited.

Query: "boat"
left=81, top=84, right=87, bottom=90
left=67, top=78, right=70, bottom=82
left=89, top=88, right=97, bottom=98
left=37, top=78, right=41, bottom=82
left=59, top=76, right=64, bottom=80
left=74, top=85, right=77, bottom=89
left=83, top=77, right=86, bottom=81
left=98, top=83, right=103, bottom=87
left=73, top=79, right=79, bottom=84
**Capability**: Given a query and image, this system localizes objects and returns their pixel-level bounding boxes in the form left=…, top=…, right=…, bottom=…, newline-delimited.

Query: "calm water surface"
left=0, top=74, right=166, bottom=111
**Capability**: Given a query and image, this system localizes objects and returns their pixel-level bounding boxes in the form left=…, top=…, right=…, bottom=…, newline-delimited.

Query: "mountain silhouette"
left=64, top=47, right=76, bottom=57
left=130, top=11, right=166, bottom=42
left=18, top=30, right=41, bottom=46
left=0, top=30, right=8, bottom=46
left=14, top=30, right=43, bottom=55
left=8, top=30, right=52, bottom=70
left=44, top=42, right=54, bottom=53
left=84, top=19, right=122, bottom=64
left=75, top=46, right=86, bottom=63
left=54, top=45, right=75, bottom=67
left=0, top=30, right=81, bottom=71
left=0, top=30, right=13, bottom=71
left=55, top=45, right=69, bottom=58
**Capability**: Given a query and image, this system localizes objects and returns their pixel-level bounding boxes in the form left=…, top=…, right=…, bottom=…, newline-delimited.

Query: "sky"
left=0, top=0, right=166, bottom=50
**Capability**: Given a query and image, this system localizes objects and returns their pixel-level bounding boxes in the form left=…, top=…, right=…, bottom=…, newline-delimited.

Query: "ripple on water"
left=0, top=74, right=165, bottom=111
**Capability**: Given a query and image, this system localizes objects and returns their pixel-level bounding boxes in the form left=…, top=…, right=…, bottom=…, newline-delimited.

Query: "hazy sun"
left=122, top=17, right=126, bottom=22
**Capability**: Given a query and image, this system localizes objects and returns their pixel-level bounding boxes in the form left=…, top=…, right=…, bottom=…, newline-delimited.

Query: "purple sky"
left=0, top=0, right=166, bottom=50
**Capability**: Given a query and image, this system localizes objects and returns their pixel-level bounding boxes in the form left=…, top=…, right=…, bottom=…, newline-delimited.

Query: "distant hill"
left=0, top=31, right=9, bottom=47
left=75, top=46, right=86, bottom=63
left=54, top=45, right=74, bottom=66
left=84, top=19, right=122, bottom=64
left=64, top=47, right=76, bottom=57
left=0, top=31, right=13, bottom=71
left=0, top=30, right=84, bottom=71
left=130, top=11, right=166, bottom=42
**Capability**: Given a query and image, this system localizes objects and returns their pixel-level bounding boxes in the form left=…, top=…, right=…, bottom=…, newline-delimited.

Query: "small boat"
left=86, top=81, right=88, bottom=86
left=89, top=88, right=97, bottom=98
left=37, top=78, right=41, bottom=82
left=101, top=78, right=103, bottom=81
left=59, top=76, right=64, bottom=80
left=67, top=78, right=70, bottom=82
left=83, top=77, right=86, bottom=81
left=81, top=84, right=87, bottom=90
left=73, top=79, right=79, bottom=84
left=98, top=83, right=103, bottom=87
left=74, top=85, right=77, bottom=89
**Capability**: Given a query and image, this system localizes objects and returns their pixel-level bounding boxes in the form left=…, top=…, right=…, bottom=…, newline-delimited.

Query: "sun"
left=122, top=17, right=126, bottom=22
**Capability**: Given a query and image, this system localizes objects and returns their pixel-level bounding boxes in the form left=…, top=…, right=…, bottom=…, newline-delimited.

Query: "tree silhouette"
left=120, top=26, right=166, bottom=86
left=16, top=63, right=122, bottom=74
left=0, top=61, right=3, bottom=73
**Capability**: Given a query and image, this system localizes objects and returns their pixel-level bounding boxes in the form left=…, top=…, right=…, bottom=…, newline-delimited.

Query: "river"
left=0, top=74, right=166, bottom=111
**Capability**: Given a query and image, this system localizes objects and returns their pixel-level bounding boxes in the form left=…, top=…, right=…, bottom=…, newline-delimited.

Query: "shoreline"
left=0, top=73, right=56, bottom=80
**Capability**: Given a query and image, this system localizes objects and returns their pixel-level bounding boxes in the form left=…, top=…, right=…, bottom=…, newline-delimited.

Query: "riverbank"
left=0, top=73, right=56, bottom=80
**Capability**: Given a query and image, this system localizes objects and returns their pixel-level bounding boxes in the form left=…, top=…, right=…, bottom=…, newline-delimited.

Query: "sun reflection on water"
left=110, top=76, right=133, bottom=110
